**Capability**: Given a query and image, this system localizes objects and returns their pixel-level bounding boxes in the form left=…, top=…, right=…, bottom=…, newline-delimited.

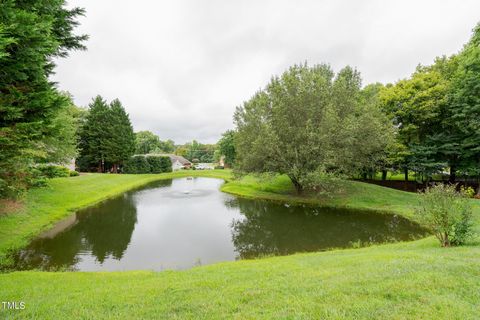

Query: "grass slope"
left=1, top=171, right=479, bottom=319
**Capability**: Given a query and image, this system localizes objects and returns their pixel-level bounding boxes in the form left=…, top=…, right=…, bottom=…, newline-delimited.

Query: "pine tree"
left=108, top=99, right=135, bottom=173
left=77, top=96, right=112, bottom=172
left=0, top=0, right=87, bottom=197
left=77, top=97, right=135, bottom=173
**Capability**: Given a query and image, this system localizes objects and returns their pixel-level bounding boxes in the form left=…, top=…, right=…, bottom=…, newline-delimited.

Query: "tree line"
left=379, top=24, right=480, bottom=184
left=0, top=1, right=219, bottom=198
left=230, top=23, right=480, bottom=194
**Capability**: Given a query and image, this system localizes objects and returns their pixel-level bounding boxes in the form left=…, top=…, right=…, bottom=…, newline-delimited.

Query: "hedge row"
left=123, top=155, right=172, bottom=174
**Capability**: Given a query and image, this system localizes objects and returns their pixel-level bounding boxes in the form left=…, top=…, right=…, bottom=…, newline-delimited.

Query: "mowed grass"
left=2, top=240, right=480, bottom=319
left=1, top=170, right=479, bottom=319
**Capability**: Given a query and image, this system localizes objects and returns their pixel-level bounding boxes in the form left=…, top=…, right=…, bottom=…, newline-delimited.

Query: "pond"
left=13, top=177, right=426, bottom=271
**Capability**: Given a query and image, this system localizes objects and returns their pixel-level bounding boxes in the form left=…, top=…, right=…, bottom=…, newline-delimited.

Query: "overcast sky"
left=53, top=0, right=480, bottom=143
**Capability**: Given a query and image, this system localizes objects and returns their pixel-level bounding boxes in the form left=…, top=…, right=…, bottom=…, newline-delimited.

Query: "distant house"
left=160, top=154, right=192, bottom=171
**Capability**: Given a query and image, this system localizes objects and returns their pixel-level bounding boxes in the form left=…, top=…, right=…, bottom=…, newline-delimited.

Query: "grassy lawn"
left=1, top=171, right=479, bottom=319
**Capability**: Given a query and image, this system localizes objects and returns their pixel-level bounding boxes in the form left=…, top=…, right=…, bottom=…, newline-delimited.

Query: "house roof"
left=158, top=154, right=191, bottom=165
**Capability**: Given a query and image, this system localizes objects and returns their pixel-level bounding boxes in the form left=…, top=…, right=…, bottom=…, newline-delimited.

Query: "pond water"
left=13, top=177, right=426, bottom=271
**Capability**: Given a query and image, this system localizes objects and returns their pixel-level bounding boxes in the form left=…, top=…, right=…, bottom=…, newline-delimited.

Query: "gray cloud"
left=53, top=0, right=480, bottom=143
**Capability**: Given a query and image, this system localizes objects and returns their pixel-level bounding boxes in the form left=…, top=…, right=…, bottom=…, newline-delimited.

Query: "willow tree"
left=234, top=63, right=391, bottom=194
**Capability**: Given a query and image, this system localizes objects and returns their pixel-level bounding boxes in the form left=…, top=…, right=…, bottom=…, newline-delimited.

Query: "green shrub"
left=416, top=184, right=474, bottom=247
left=37, top=165, right=71, bottom=178
left=124, top=156, right=149, bottom=174
left=159, top=156, right=172, bottom=173
left=460, top=186, right=475, bottom=198
left=146, top=156, right=162, bottom=173
left=299, top=168, right=345, bottom=196
left=124, top=155, right=172, bottom=174
left=69, top=170, right=80, bottom=177
left=214, top=165, right=225, bottom=170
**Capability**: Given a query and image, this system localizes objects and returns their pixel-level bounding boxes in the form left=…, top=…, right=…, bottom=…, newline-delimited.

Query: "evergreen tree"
left=77, top=96, right=112, bottom=172
left=0, top=0, right=87, bottom=197
left=108, top=99, right=135, bottom=172
left=77, top=97, right=135, bottom=173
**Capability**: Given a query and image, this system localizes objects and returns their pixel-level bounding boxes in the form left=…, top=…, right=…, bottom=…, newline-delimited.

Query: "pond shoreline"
left=1, top=171, right=479, bottom=319
left=0, top=171, right=231, bottom=269
left=1, top=170, right=477, bottom=270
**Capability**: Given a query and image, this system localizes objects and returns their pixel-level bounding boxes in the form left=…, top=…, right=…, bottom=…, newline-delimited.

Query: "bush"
left=416, top=184, right=474, bottom=246
left=159, top=156, right=172, bottom=173
left=37, top=165, right=71, bottom=178
left=69, top=170, right=80, bottom=177
left=124, top=156, right=149, bottom=174
left=460, top=186, right=475, bottom=198
left=145, top=156, right=171, bottom=173
left=146, top=156, right=162, bottom=173
left=214, top=165, right=225, bottom=170
left=124, top=155, right=172, bottom=174
left=299, top=168, right=345, bottom=196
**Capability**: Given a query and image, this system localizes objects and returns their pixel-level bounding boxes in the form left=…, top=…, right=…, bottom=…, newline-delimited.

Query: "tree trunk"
left=381, top=170, right=387, bottom=181
left=404, top=167, right=408, bottom=181
left=289, top=176, right=303, bottom=195
left=112, top=163, right=118, bottom=173
left=449, top=166, right=456, bottom=183
left=443, top=232, right=450, bottom=247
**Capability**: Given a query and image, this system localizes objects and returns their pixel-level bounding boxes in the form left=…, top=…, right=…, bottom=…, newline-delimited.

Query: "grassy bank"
left=1, top=171, right=479, bottom=319
left=2, top=239, right=479, bottom=319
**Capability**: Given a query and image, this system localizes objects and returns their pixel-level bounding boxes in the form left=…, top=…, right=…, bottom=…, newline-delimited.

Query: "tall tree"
left=36, top=93, right=85, bottom=164
left=107, top=99, right=135, bottom=173
left=78, top=97, right=135, bottom=173
left=234, top=63, right=391, bottom=193
left=379, top=58, right=454, bottom=181
left=0, top=0, right=87, bottom=197
left=446, top=23, right=480, bottom=186
left=135, top=131, right=161, bottom=154
left=77, top=96, right=111, bottom=172
left=217, top=130, right=236, bottom=167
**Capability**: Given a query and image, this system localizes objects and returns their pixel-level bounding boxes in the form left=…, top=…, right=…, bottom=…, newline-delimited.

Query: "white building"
left=160, top=154, right=192, bottom=171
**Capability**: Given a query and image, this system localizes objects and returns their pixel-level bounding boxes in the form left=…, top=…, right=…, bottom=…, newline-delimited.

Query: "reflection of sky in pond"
left=13, top=177, right=427, bottom=271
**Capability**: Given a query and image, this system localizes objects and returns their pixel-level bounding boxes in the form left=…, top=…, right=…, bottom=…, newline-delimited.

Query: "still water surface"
left=14, top=177, right=426, bottom=271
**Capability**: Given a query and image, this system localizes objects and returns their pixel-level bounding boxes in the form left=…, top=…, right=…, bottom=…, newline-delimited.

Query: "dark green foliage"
left=77, top=96, right=111, bottom=172
left=123, top=156, right=149, bottom=174
left=77, top=96, right=135, bottom=173
left=146, top=156, right=173, bottom=173
left=124, top=155, right=171, bottom=174
left=0, top=0, right=87, bottom=198
left=107, top=99, right=136, bottom=172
